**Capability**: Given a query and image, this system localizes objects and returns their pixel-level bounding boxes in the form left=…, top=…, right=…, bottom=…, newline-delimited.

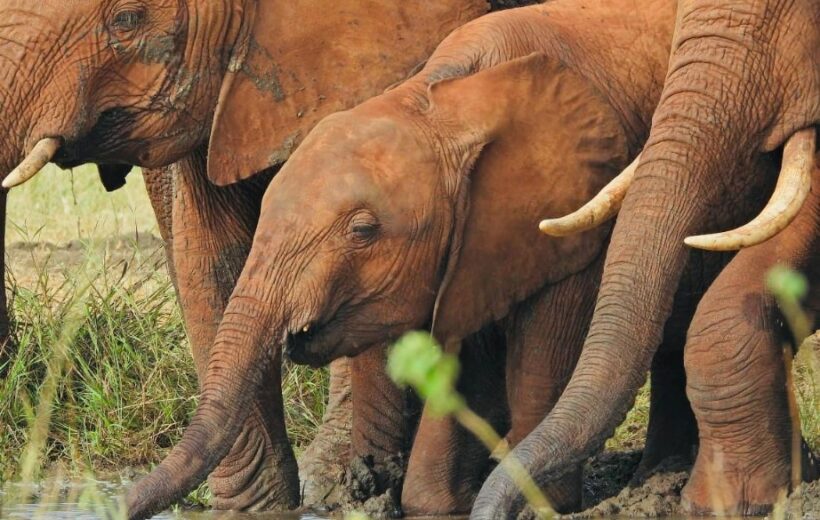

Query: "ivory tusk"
left=684, top=127, right=815, bottom=251
left=539, top=154, right=641, bottom=237
left=3, top=137, right=61, bottom=189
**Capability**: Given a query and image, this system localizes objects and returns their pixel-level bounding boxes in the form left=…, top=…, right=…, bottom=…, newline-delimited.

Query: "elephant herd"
left=0, top=0, right=817, bottom=519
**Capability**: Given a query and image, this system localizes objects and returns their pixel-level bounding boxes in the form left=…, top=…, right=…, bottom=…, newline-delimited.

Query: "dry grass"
left=0, top=164, right=816, bottom=516
left=0, top=167, right=327, bottom=498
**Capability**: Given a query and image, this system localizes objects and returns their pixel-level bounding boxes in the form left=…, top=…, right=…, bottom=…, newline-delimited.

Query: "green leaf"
left=387, top=331, right=464, bottom=417
left=767, top=265, right=808, bottom=301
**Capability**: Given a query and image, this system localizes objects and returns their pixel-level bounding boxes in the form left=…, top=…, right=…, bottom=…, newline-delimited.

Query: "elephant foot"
left=681, top=444, right=791, bottom=516
left=209, top=408, right=300, bottom=511
left=298, top=358, right=354, bottom=507
left=402, top=443, right=482, bottom=516
left=345, top=454, right=405, bottom=508
left=632, top=409, right=697, bottom=484
left=542, top=466, right=583, bottom=514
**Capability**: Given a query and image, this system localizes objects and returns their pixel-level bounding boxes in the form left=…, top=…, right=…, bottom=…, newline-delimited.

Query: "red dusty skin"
left=125, top=294, right=298, bottom=520
left=471, top=0, right=820, bottom=517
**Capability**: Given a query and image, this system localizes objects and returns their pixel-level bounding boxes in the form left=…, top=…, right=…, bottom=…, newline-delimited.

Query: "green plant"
left=387, top=331, right=554, bottom=519
left=766, top=265, right=819, bottom=492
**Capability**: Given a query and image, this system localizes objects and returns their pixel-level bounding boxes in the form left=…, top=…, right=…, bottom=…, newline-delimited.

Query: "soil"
left=562, top=454, right=690, bottom=518
left=10, top=236, right=817, bottom=519
left=5, top=234, right=167, bottom=293
left=305, top=454, right=406, bottom=519
left=516, top=450, right=820, bottom=520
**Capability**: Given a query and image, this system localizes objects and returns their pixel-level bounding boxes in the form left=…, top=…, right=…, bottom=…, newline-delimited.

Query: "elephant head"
left=126, top=51, right=631, bottom=519
left=0, top=0, right=231, bottom=183
left=0, top=0, right=487, bottom=187
left=474, top=0, right=819, bottom=516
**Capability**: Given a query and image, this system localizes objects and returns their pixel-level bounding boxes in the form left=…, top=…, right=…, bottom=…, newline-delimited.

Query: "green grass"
left=6, top=164, right=157, bottom=245
left=0, top=243, right=329, bottom=481
left=0, top=163, right=816, bottom=514
left=0, top=167, right=328, bottom=493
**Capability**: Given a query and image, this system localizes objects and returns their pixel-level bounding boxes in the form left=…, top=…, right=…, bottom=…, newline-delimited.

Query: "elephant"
left=124, top=0, right=724, bottom=517
left=0, top=0, right=527, bottom=514
left=474, top=0, right=820, bottom=517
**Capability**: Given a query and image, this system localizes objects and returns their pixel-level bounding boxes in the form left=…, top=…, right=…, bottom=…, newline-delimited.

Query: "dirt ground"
left=506, top=450, right=820, bottom=520
left=5, top=233, right=167, bottom=294
left=5, top=226, right=818, bottom=519
left=300, top=446, right=820, bottom=519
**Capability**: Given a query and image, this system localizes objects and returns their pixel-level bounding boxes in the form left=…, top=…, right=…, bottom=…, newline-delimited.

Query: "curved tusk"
left=3, top=137, right=61, bottom=189
left=684, top=127, right=815, bottom=251
left=539, top=154, right=641, bottom=237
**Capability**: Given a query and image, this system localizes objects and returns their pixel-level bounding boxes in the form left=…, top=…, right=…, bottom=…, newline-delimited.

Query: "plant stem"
left=454, top=408, right=554, bottom=518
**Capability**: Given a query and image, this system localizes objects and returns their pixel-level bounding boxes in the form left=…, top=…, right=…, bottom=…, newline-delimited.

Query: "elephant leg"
left=682, top=186, right=819, bottom=516
left=142, top=166, right=178, bottom=291
left=402, top=327, right=508, bottom=515
left=636, top=248, right=738, bottom=480
left=0, top=190, right=11, bottom=374
left=299, top=357, right=354, bottom=506
left=635, top=349, right=697, bottom=478
left=167, top=149, right=298, bottom=510
left=503, top=258, right=602, bottom=513
left=301, top=346, right=416, bottom=507
left=350, top=345, right=414, bottom=463
left=633, top=252, right=728, bottom=479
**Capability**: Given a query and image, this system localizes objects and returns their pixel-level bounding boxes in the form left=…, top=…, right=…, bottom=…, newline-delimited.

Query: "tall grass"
left=0, top=168, right=328, bottom=501
left=0, top=245, right=329, bottom=481
left=6, top=164, right=157, bottom=245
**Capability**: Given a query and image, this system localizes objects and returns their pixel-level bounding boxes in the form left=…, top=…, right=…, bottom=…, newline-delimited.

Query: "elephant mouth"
left=284, top=321, right=339, bottom=368
left=52, top=108, right=149, bottom=169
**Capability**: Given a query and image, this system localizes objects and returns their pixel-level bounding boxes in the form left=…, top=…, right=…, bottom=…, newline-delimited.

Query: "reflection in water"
left=0, top=481, right=329, bottom=520
left=0, top=480, right=769, bottom=520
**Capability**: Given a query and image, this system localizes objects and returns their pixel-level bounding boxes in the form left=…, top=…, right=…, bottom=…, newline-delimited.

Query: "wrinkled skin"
left=0, top=0, right=503, bottom=517
left=473, top=0, right=820, bottom=517
left=159, top=0, right=697, bottom=516
left=681, top=160, right=819, bottom=515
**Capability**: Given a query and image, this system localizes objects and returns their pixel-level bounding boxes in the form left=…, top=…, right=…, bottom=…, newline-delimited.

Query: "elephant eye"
left=112, top=9, right=146, bottom=33
left=349, top=213, right=380, bottom=243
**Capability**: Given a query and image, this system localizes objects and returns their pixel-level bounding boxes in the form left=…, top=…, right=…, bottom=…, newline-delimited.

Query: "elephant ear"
left=428, top=53, right=630, bottom=341
left=207, top=0, right=488, bottom=186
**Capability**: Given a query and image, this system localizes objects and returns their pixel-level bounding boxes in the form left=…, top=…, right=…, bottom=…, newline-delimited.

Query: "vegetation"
left=0, top=165, right=817, bottom=518
left=388, top=331, right=554, bottom=518
left=0, top=167, right=327, bottom=492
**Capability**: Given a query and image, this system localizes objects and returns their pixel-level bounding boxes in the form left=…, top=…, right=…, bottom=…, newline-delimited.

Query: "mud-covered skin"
left=211, top=0, right=679, bottom=515
left=403, top=326, right=511, bottom=515
left=0, top=0, right=503, bottom=515
left=297, top=358, right=354, bottom=507
left=474, top=0, right=820, bottom=514
left=681, top=166, right=820, bottom=516
left=120, top=1, right=512, bottom=508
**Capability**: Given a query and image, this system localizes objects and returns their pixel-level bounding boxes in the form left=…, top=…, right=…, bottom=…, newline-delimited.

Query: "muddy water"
left=0, top=481, right=328, bottom=520
left=0, top=479, right=805, bottom=520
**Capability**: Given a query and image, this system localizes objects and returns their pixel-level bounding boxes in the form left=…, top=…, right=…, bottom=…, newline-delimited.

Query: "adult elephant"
left=125, top=0, right=736, bottom=518
left=0, top=0, right=513, bottom=512
left=475, top=0, right=819, bottom=517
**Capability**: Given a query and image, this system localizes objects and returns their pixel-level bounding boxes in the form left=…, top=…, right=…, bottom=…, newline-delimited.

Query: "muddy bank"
left=559, top=453, right=820, bottom=519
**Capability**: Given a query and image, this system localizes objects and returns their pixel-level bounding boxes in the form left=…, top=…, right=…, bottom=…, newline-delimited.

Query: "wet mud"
left=559, top=452, right=820, bottom=519
left=303, top=454, right=406, bottom=519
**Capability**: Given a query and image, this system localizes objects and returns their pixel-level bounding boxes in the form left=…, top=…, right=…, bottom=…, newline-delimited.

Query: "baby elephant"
left=128, top=0, right=688, bottom=516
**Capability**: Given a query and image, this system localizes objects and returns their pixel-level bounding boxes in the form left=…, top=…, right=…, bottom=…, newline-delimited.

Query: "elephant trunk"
left=473, top=30, right=759, bottom=518
left=126, top=293, right=287, bottom=520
